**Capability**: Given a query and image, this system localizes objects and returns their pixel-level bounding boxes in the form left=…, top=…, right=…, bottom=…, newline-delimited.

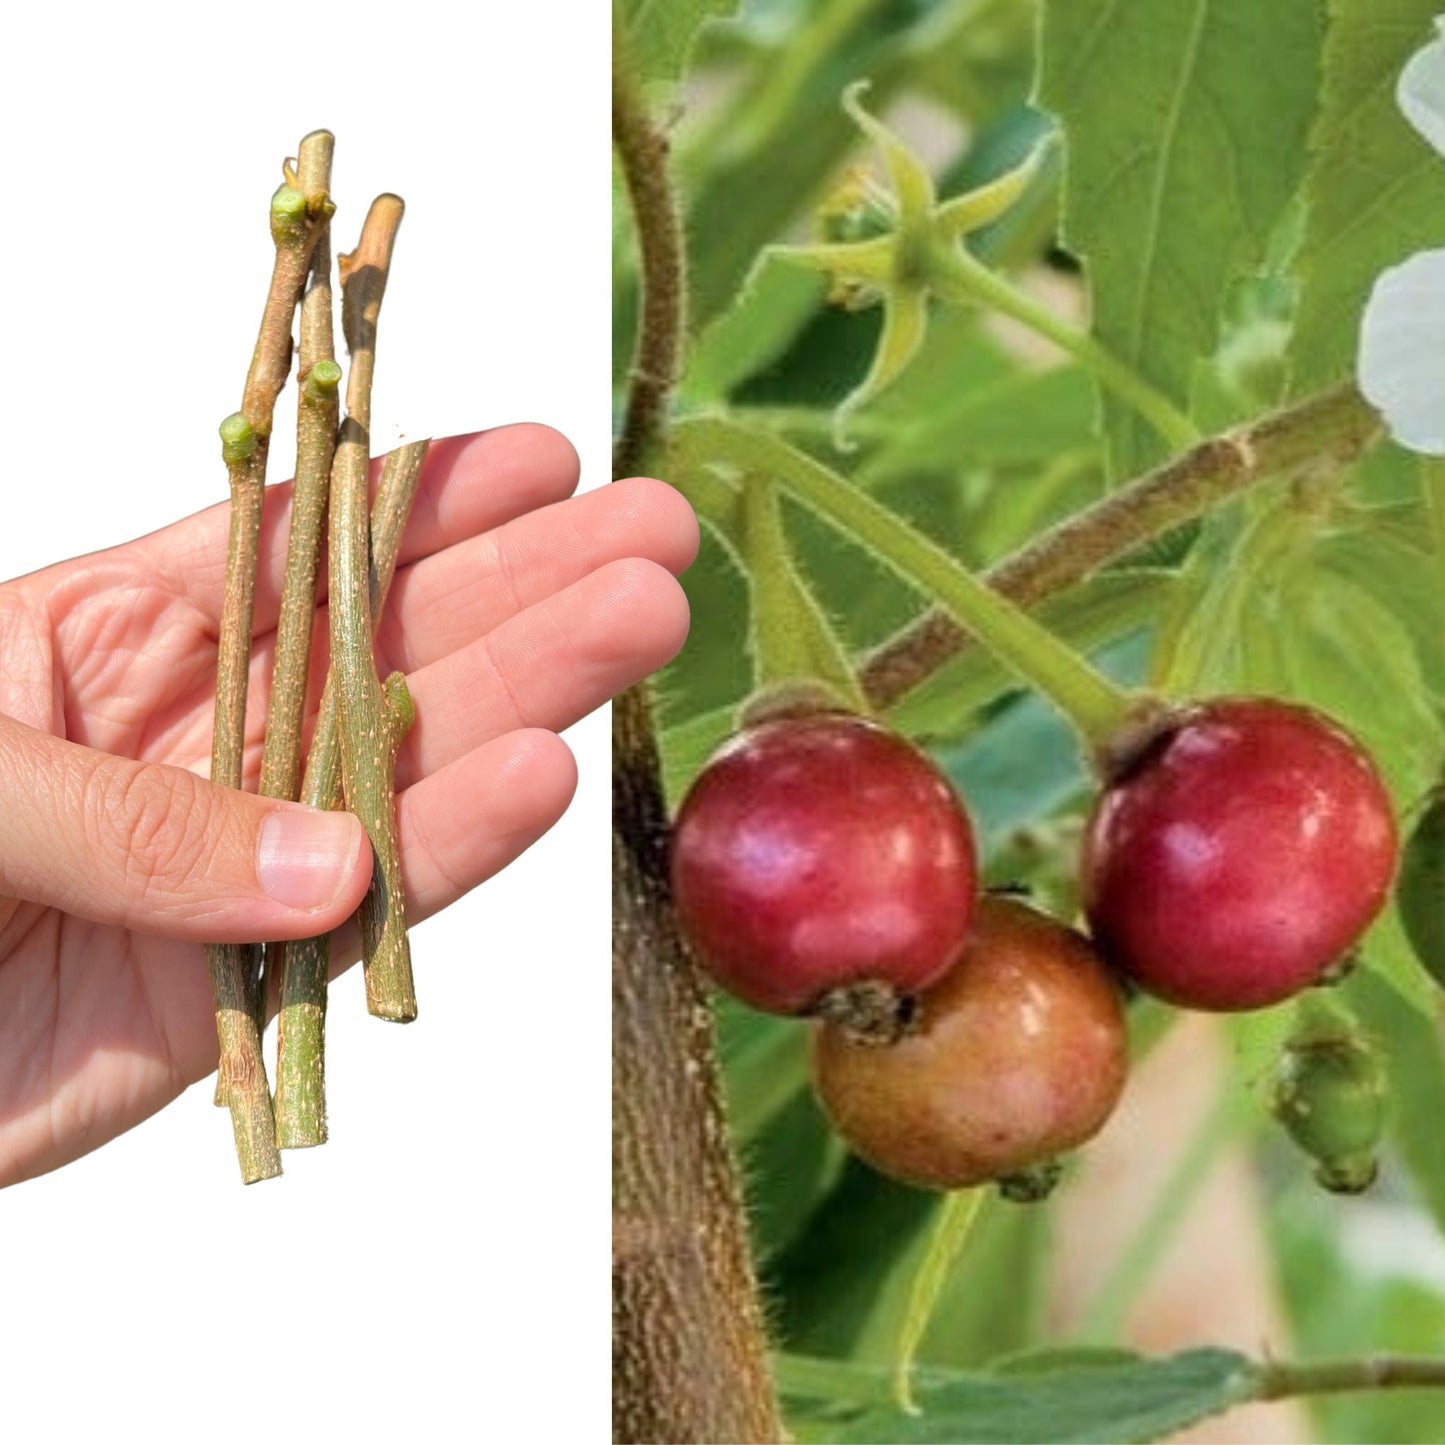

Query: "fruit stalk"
left=675, top=416, right=1136, bottom=753
left=860, top=383, right=1379, bottom=708
left=206, top=136, right=331, bottom=1184
left=613, top=17, right=783, bottom=1441
left=252, top=131, right=340, bottom=1032
left=329, top=194, right=416, bottom=1022
left=274, top=439, right=429, bottom=1147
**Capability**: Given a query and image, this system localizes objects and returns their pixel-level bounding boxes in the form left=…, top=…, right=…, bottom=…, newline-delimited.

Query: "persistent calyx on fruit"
left=1270, top=1005, right=1387, bottom=1194
left=810, top=895, right=1128, bottom=1192
left=1082, top=697, right=1397, bottom=1012
left=669, top=711, right=978, bottom=1036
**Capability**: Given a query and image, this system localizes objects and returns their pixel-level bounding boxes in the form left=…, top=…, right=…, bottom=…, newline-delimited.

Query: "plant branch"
left=859, top=383, right=1379, bottom=710
left=274, top=440, right=429, bottom=1148
left=612, top=17, right=783, bottom=1442
left=674, top=416, right=1137, bottom=753
left=927, top=245, right=1199, bottom=454
left=1256, top=1354, right=1445, bottom=1400
left=330, top=193, right=414, bottom=1022
left=206, top=142, right=330, bottom=1184
left=261, top=131, right=339, bottom=806
left=252, top=130, right=340, bottom=1036
left=612, top=15, right=684, bottom=480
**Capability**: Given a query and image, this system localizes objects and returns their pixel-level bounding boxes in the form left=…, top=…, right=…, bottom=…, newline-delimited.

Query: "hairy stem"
left=613, top=20, right=783, bottom=1443
left=274, top=440, right=429, bottom=1147
left=253, top=130, right=340, bottom=1035
left=928, top=245, right=1199, bottom=454
left=859, top=383, right=1378, bottom=709
left=330, top=194, right=415, bottom=1022
left=206, top=142, right=330, bottom=1183
left=674, top=416, right=1136, bottom=753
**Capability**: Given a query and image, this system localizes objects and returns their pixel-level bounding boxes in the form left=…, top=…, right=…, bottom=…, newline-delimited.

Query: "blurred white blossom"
left=1358, top=19, right=1445, bottom=454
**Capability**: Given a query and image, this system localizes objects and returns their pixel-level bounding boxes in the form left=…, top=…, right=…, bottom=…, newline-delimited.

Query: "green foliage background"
left=616, top=1, right=1445, bottom=1439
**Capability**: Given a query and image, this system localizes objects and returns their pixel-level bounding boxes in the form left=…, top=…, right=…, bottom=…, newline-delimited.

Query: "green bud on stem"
left=270, top=184, right=309, bottom=243
left=218, top=412, right=256, bottom=466
left=301, top=358, right=343, bottom=403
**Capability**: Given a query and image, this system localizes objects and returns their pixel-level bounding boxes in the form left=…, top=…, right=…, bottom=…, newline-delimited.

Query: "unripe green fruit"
left=1397, top=788, right=1445, bottom=990
left=1270, top=1022, right=1386, bottom=1195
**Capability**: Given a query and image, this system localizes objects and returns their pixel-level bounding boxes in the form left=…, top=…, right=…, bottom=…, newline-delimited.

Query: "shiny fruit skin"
left=1082, top=698, right=1396, bottom=1012
left=811, top=895, right=1128, bottom=1190
left=669, top=713, right=978, bottom=1015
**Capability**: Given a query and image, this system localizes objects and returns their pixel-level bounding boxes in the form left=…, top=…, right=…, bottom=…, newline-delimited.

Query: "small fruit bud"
left=1270, top=1008, right=1386, bottom=1195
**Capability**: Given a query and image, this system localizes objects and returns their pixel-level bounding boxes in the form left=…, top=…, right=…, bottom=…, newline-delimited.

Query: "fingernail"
left=258, top=808, right=363, bottom=910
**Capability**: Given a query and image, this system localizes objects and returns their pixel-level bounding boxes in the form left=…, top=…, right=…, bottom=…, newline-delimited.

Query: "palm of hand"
left=0, top=426, right=695, bottom=1186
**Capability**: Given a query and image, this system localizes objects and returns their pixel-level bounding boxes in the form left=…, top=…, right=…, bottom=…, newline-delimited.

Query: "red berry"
left=811, top=895, right=1128, bottom=1191
left=1082, top=698, right=1397, bottom=1011
left=669, top=712, right=978, bottom=1016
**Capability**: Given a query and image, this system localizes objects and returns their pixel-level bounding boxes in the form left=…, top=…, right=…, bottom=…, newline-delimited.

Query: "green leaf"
left=684, top=258, right=829, bottom=404
left=777, top=1348, right=1259, bottom=1444
left=1290, top=1, right=1445, bottom=394
left=1349, top=969, right=1445, bottom=1234
left=1037, top=0, right=1322, bottom=479
left=616, top=0, right=737, bottom=85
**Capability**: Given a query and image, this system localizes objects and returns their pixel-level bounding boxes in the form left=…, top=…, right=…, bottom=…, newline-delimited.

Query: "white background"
left=0, top=4, right=608, bottom=1439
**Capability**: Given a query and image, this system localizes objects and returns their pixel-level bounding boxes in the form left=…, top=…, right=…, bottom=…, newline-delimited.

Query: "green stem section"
left=860, top=384, right=1378, bottom=709
left=739, top=475, right=867, bottom=710
left=894, top=1189, right=985, bottom=1414
left=331, top=194, right=415, bottom=1022
left=927, top=246, right=1199, bottom=455
left=674, top=417, right=1135, bottom=753
left=206, top=138, right=330, bottom=1183
left=1256, top=1354, right=1445, bottom=1400
left=274, top=440, right=429, bottom=1148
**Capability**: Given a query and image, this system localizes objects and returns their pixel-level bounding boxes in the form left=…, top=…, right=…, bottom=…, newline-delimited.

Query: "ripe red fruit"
left=669, top=712, right=977, bottom=1017
left=811, top=895, right=1128, bottom=1191
left=1082, top=698, right=1397, bottom=1012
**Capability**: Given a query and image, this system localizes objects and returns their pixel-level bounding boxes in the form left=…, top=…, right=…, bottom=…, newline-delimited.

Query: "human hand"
left=0, top=424, right=695, bottom=1186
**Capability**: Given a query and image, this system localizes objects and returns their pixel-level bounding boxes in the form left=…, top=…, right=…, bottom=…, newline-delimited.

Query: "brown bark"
left=612, top=684, right=783, bottom=1444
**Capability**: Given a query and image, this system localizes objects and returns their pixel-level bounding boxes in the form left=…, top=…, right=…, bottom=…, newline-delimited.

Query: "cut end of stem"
left=302, top=358, right=344, bottom=401
left=218, top=412, right=256, bottom=465
left=270, top=184, right=309, bottom=243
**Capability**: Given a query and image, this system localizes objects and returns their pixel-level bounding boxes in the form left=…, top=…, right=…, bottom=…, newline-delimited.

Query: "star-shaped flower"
left=770, top=82, right=1049, bottom=444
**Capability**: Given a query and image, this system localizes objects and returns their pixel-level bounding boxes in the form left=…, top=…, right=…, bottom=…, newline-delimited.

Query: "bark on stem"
left=206, top=143, right=330, bottom=1184
left=613, top=22, right=783, bottom=1442
left=858, top=383, right=1379, bottom=710
left=274, top=440, right=428, bottom=1147
left=254, top=131, right=339, bottom=1036
left=330, top=195, right=415, bottom=1022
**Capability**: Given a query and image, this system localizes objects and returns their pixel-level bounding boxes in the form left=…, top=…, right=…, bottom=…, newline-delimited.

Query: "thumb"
left=0, top=713, right=373, bottom=942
